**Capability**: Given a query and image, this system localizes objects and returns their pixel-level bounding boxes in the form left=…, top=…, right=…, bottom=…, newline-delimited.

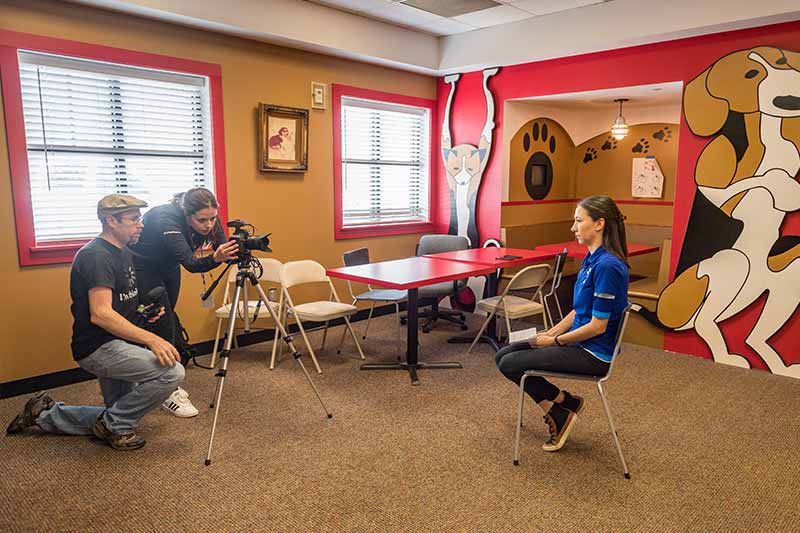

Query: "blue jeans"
left=36, top=340, right=185, bottom=435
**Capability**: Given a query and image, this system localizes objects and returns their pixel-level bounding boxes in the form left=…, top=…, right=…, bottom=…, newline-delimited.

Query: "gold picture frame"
left=258, top=104, right=309, bottom=172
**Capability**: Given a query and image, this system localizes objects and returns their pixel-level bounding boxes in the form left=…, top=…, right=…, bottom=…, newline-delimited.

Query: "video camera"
left=227, top=219, right=271, bottom=257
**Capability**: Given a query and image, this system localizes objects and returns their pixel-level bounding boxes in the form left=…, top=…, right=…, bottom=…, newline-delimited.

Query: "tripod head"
left=201, top=220, right=271, bottom=302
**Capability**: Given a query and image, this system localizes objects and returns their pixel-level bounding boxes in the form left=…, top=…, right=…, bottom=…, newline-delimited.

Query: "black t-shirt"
left=130, top=202, right=226, bottom=275
left=70, top=238, right=140, bottom=360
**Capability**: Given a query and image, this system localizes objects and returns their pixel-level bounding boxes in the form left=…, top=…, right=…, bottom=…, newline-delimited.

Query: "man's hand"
left=528, top=334, right=556, bottom=348
left=147, top=306, right=166, bottom=323
left=213, top=241, right=239, bottom=263
left=146, top=335, right=180, bottom=367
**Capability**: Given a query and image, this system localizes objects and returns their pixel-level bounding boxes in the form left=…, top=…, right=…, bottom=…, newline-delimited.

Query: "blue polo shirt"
left=570, top=246, right=628, bottom=362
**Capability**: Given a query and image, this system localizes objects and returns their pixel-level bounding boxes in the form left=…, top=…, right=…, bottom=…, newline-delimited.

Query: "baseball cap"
left=97, top=194, right=148, bottom=216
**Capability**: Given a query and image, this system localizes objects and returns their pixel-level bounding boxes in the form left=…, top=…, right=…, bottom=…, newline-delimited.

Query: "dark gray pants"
left=495, top=342, right=609, bottom=403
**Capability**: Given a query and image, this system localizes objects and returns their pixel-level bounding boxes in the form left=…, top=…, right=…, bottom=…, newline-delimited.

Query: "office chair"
left=415, top=234, right=470, bottom=333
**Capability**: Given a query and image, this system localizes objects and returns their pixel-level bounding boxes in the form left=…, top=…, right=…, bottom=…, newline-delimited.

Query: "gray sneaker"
left=92, top=415, right=146, bottom=451
left=6, top=391, right=55, bottom=434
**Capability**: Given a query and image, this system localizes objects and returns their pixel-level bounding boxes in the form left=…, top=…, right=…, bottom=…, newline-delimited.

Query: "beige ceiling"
left=310, top=0, right=608, bottom=36
left=515, top=82, right=684, bottom=110
left=64, top=0, right=800, bottom=75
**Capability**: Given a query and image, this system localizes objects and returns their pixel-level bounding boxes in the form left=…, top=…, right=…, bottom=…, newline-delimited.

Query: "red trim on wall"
left=501, top=198, right=674, bottom=206
left=501, top=198, right=579, bottom=206
left=614, top=200, right=674, bottom=206
left=332, top=84, right=437, bottom=240
left=0, top=29, right=227, bottom=266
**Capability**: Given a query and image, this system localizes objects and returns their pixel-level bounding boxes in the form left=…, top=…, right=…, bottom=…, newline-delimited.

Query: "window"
left=333, top=85, right=435, bottom=239
left=1, top=30, right=226, bottom=265
left=21, top=52, right=213, bottom=243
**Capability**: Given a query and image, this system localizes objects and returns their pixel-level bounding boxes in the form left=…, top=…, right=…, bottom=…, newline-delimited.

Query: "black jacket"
left=131, top=202, right=227, bottom=274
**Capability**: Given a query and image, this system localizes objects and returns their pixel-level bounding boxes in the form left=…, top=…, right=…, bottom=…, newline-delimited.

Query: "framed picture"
left=258, top=104, right=309, bottom=172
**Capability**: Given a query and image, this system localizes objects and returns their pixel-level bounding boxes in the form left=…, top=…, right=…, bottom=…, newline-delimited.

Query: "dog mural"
left=647, top=46, right=800, bottom=377
left=441, top=68, right=498, bottom=247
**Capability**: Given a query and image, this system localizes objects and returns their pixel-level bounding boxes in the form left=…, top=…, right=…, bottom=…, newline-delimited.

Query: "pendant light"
left=611, top=98, right=629, bottom=140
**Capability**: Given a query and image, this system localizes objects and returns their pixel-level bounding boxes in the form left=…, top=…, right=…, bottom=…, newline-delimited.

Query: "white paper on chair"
left=508, top=327, right=537, bottom=343
left=631, top=156, right=664, bottom=198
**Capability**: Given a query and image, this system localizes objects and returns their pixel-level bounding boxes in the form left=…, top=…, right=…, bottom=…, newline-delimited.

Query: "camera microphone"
left=144, top=286, right=166, bottom=305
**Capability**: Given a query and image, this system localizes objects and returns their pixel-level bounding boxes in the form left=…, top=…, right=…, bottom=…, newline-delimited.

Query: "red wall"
left=436, top=20, right=800, bottom=367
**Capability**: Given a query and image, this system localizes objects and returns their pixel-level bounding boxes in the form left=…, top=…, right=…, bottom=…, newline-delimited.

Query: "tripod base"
left=360, top=361, right=462, bottom=385
left=447, top=334, right=500, bottom=352
left=204, top=262, right=332, bottom=466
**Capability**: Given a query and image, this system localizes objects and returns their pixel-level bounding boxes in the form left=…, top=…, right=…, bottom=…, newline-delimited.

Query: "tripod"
left=203, top=255, right=332, bottom=465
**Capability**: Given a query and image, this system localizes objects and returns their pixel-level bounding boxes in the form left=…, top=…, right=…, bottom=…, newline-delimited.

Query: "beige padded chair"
left=276, top=260, right=365, bottom=374
left=210, top=257, right=282, bottom=367
left=468, top=263, right=552, bottom=353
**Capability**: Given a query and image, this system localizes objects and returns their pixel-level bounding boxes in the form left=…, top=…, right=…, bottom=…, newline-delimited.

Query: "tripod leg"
left=250, top=282, right=332, bottom=419
left=205, top=283, right=243, bottom=466
left=295, top=317, right=322, bottom=374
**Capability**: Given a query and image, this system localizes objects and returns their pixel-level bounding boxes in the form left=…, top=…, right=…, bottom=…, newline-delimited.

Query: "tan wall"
left=0, top=0, right=436, bottom=383
left=574, top=123, right=678, bottom=203
left=508, top=118, right=576, bottom=202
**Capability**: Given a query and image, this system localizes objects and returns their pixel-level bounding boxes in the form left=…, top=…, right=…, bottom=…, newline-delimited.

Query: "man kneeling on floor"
left=6, top=194, right=184, bottom=450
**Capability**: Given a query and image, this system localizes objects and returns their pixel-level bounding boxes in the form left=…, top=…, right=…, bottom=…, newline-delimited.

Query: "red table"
left=327, top=257, right=495, bottom=384
left=534, top=241, right=659, bottom=258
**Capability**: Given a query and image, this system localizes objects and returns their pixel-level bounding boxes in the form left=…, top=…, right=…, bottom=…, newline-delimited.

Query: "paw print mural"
left=521, top=120, right=559, bottom=200
left=601, top=136, right=618, bottom=151
left=583, top=147, right=598, bottom=163
left=652, top=126, right=672, bottom=142
left=523, top=121, right=557, bottom=155
left=632, top=138, right=650, bottom=154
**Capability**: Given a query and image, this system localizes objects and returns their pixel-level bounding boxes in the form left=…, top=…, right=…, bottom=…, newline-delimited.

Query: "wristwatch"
left=554, top=335, right=563, bottom=346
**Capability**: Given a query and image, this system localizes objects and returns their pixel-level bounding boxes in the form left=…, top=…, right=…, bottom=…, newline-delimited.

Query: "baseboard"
left=0, top=303, right=402, bottom=400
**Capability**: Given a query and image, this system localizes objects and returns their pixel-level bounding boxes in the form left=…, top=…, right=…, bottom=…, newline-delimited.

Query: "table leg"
left=447, top=272, right=501, bottom=351
left=360, top=287, right=462, bottom=385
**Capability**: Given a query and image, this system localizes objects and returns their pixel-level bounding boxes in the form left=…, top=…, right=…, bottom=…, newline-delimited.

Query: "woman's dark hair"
left=578, top=195, right=629, bottom=264
left=172, top=187, right=218, bottom=216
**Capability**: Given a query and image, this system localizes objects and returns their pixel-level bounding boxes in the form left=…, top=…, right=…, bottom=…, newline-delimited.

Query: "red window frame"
left=333, top=84, right=436, bottom=240
left=0, top=29, right=228, bottom=266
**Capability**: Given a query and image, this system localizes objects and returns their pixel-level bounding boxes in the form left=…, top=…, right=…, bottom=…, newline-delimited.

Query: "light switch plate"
left=311, top=82, right=326, bottom=110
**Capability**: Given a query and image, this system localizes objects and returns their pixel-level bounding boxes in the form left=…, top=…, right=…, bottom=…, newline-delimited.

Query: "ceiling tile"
left=511, top=0, right=603, bottom=16
left=452, top=4, right=533, bottom=28
left=367, top=2, right=444, bottom=25
left=403, top=0, right=502, bottom=18
left=417, top=17, right=476, bottom=36
left=313, top=0, right=394, bottom=13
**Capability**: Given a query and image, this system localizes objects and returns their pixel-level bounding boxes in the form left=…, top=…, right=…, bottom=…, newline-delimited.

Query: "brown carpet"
left=1, top=314, right=799, bottom=532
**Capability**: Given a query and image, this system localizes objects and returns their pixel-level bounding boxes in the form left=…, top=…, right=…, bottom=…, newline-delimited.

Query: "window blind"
left=340, top=96, right=430, bottom=227
left=19, top=51, right=214, bottom=243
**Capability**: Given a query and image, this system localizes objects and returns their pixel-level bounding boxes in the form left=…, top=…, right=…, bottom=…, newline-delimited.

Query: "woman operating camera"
left=131, top=188, right=238, bottom=417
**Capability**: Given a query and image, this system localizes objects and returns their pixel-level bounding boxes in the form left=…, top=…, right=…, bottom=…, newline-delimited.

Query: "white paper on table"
left=508, top=326, right=537, bottom=343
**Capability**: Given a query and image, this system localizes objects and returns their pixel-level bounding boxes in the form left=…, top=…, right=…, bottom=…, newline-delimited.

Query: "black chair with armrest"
left=412, top=234, right=471, bottom=333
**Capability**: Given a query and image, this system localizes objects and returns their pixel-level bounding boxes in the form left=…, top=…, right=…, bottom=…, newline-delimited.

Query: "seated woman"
left=495, top=195, right=629, bottom=452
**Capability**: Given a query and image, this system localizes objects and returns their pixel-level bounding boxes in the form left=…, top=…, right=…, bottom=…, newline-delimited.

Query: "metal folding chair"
left=513, top=305, right=634, bottom=479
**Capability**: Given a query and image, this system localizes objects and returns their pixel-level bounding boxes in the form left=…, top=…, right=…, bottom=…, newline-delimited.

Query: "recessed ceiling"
left=310, top=0, right=610, bottom=36
left=513, top=82, right=683, bottom=109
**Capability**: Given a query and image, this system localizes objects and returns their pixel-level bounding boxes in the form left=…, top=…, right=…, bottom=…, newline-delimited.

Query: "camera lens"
left=245, top=234, right=271, bottom=252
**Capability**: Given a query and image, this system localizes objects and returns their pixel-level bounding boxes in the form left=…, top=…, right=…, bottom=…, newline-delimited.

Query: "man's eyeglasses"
left=114, top=214, right=143, bottom=224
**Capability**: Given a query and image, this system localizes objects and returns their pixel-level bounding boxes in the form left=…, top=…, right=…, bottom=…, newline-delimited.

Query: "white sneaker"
left=162, top=387, right=199, bottom=418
